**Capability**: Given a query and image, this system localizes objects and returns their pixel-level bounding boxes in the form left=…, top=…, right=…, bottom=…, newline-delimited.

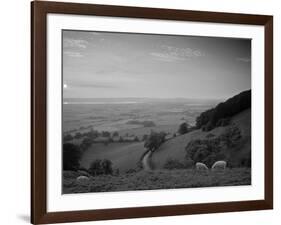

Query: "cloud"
left=66, top=73, right=140, bottom=91
left=236, top=57, right=251, bottom=63
left=63, top=38, right=88, bottom=48
left=150, top=45, right=205, bottom=62
left=64, top=51, right=84, bottom=58
left=150, top=52, right=185, bottom=62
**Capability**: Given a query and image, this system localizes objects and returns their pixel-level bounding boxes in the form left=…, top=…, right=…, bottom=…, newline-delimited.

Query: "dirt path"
left=142, top=150, right=152, bottom=170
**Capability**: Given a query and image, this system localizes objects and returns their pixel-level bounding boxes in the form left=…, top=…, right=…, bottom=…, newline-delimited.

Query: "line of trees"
left=63, top=129, right=110, bottom=143
left=196, top=90, right=251, bottom=131
left=64, top=129, right=142, bottom=145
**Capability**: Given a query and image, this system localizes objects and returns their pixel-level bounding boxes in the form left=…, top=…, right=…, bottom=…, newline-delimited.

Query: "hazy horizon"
left=63, top=30, right=251, bottom=99
left=62, top=95, right=236, bottom=101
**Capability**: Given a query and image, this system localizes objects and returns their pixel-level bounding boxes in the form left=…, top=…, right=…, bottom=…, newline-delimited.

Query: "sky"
left=63, top=30, right=251, bottom=100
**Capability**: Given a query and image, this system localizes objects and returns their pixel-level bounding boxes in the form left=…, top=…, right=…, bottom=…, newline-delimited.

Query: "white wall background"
left=0, top=0, right=279, bottom=224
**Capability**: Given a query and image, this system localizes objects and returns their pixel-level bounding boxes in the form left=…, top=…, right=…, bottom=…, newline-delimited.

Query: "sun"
left=63, top=84, right=68, bottom=89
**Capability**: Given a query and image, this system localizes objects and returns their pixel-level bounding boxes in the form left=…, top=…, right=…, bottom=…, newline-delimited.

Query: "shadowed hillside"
left=196, top=90, right=251, bottom=131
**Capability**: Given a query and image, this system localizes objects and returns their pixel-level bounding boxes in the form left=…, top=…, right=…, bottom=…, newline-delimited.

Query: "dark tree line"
left=196, top=90, right=251, bottom=131
left=178, top=122, right=189, bottom=135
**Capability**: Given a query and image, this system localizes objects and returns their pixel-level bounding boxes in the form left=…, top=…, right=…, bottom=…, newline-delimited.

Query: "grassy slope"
left=227, top=108, right=251, bottom=166
left=63, top=168, right=251, bottom=193
left=151, top=109, right=251, bottom=169
left=80, top=142, right=146, bottom=173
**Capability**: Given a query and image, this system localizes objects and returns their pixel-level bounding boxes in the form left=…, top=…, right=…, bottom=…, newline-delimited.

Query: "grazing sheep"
left=76, top=175, right=89, bottom=184
left=211, top=161, right=227, bottom=171
left=77, top=170, right=90, bottom=177
left=195, top=162, right=209, bottom=171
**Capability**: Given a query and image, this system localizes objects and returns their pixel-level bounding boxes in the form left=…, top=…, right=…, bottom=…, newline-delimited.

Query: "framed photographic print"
left=31, top=1, right=273, bottom=224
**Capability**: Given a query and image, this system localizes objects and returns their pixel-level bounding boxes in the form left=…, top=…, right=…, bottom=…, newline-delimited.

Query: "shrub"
left=88, top=159, right=102, bottom=175
left=178, top=122, right=189, bottom=135
left=102, top=159, right=113, bottom=175
left=185, top=138, right=222, bottom=168
left=63, top=143, right=81, bottom=171
left=88, top=159, right=113, bottom=176
left=144, top=131, right=166, bottom=151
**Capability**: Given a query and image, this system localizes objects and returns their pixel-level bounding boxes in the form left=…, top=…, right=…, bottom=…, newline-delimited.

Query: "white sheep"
left=195, top=162, right=209, bottom=171
left=211, top=160, right=227, bottom=171
left=76, top=175, right=89, bottom=184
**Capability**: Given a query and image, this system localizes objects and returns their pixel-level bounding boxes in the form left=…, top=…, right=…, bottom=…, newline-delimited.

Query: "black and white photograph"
left=62, top=30, right=252, bottom=194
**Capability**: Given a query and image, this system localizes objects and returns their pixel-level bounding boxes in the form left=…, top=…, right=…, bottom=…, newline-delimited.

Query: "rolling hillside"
left=151, top=108, right=251, bottom=169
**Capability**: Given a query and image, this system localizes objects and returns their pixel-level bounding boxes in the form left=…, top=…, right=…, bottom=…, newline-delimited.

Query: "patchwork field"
left=64, top=98, right=218, bottom=174
left=63, top=98, right=216, bottom=135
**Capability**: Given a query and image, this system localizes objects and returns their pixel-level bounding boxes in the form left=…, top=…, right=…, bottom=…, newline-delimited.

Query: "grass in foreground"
left=63, top=168, right=251, bottom=194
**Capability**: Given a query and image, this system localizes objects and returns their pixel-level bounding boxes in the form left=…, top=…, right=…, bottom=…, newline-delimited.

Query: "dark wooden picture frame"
left=31, top=1, right=273, bottom=224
